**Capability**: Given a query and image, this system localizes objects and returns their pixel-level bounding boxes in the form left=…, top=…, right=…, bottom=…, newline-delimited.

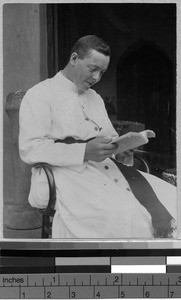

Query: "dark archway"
left=117, top=40, right=176, bottom=173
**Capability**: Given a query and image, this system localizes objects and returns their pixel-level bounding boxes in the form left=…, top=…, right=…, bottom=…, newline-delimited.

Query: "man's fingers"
left=101, top=144, right=117, bottom=152
left=102, top=148, right=117, bottom=156
left=95, top=136, right=113, bottom=144
left=125, top=149, right=135, bottom=155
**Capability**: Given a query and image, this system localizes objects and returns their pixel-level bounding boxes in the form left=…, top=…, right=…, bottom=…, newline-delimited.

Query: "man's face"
left=71, top=49, right=110, bottom=92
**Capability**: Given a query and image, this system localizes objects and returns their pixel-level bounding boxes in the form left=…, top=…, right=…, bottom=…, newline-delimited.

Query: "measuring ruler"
left=1, top=273, right=181, bottom=298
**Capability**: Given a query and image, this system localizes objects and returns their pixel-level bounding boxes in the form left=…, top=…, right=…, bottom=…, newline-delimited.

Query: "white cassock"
left=19, top=71, right=177, bottom=239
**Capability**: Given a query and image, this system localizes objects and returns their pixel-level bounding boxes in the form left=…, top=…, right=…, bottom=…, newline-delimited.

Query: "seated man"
left=19, top=35, right=177, bottom=239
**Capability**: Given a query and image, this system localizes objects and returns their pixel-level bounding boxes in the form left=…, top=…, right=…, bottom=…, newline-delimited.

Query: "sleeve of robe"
left=19, top=83, right=86, bottom=167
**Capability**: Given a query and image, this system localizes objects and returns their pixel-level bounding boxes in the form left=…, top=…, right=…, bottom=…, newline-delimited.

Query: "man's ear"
left=70, top=52, right=78, bottom=66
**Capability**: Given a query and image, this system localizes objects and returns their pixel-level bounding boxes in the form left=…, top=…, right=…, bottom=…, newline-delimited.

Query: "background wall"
left=3, top=3, right=47, bottom=232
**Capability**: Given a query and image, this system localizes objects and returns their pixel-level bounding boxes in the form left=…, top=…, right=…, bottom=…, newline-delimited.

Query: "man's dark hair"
left=70, top=35, right=111, bottom=59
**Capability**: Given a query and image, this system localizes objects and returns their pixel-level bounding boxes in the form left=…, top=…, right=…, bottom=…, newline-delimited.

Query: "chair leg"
left=41, top=215, right=50, bottom=238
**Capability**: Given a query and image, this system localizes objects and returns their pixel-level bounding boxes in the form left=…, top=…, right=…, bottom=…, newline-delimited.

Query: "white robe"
left=19, top=71, right=177, bottom=239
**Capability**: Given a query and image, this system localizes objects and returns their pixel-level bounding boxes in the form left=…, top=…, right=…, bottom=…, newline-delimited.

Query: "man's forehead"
left=86, top=48, right=109, bottom=58
left=85, top=49, right=110, bottom=66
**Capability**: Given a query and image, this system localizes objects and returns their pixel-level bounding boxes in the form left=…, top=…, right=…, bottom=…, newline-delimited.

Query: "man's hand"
left=115, top=149, right=135, bottom=166
left=84, top=137, right=118, bottom=162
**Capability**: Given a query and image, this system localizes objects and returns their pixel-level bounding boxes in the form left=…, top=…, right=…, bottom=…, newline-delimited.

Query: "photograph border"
left=1, top=0, right=181, bottom=255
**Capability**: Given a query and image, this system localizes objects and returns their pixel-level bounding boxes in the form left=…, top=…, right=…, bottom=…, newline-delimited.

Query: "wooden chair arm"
left=34, top=163, right=56, bottom=238
left=134, top=153, right=150, bottom=173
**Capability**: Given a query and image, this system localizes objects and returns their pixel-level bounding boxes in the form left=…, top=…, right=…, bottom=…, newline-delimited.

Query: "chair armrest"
left=35, top=163, right=56, bottom=217
left=134, top=153, right=150, bottom=173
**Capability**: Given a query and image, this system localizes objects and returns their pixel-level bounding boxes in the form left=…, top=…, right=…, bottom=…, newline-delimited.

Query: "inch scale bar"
left=0, top=273, right=181, bottom=298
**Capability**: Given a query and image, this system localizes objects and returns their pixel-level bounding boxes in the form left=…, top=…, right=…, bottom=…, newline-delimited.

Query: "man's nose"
left=92, top=71, right=101, bottom=82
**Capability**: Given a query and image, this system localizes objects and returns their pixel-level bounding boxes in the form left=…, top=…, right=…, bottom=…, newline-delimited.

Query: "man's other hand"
left=84, top=137, right=118, bottom=162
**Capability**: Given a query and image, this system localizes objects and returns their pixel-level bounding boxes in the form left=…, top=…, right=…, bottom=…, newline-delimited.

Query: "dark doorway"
left=117, top=40, right=176, bottom=174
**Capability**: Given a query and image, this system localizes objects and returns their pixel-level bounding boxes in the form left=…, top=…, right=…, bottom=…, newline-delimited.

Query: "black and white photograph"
left=3, top=1, right=179, bottom=242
